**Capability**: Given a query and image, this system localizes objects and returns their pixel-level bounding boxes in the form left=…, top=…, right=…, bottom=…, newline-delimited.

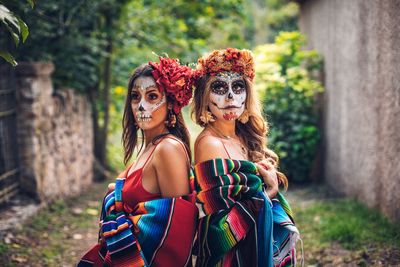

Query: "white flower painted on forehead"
left=131, top=76, right=166, bottom=123
left=208, top=71, right=247, bottom=121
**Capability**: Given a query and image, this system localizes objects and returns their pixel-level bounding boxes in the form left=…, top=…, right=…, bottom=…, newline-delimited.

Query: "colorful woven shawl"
left=193, top=158, right=299, bottom=267
left=78, top=175, right=198, bottom=267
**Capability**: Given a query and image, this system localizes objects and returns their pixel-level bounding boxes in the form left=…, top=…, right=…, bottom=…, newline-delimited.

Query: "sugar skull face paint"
left=131, top=76, right=167, bottom=129
left=208, top=72, right=247, bottom=121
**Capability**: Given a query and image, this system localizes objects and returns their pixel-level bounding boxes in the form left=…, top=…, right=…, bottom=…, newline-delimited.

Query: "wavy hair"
left=191, top=74, right=288, bottom=189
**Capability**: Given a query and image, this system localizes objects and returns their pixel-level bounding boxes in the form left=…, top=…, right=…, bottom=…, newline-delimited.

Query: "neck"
left=209, top=119, right=236, bottom=138
left=143, top=123, right=168, bottom=146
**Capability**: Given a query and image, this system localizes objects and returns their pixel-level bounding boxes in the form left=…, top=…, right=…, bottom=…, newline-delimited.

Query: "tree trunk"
left=94, top=9, right=114, bottom=176
left=88, top=83, right=107, bottom=181
left=99, top=35, right=112, bottom=170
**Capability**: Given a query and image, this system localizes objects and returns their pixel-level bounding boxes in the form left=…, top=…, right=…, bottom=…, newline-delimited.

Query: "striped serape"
left=193, top=158, right=299, bottom=267
left=78, top=176, right=198, bottom=267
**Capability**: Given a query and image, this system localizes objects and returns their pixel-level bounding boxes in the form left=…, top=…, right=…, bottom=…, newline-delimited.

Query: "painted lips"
left=223, top=112, right=238, bottom=120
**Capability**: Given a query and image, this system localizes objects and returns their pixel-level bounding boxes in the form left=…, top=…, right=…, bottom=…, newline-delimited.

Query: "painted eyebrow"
left=146, top=88, right=159, bottom=93
left=131, top=85, right=158, bottom=93
left=132, top=84, right=157, bottom=90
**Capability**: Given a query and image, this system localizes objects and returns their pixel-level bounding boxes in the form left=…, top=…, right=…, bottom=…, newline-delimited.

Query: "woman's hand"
left=256, top=162, right=279, bottom=199
left=108, top=182, right=116, bottom=191
left=257, top=157, right=276, bottom=169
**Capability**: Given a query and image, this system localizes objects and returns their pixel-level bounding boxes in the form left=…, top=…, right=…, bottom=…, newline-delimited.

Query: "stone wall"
left=14, top=62, right=94, bottom=202
left=297, top=0, right=400, bottom=221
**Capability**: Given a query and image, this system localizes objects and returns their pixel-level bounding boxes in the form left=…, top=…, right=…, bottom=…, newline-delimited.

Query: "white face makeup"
left=208, top=72, right=247, bottom=121
left=131, top=76, right=166, bottom=128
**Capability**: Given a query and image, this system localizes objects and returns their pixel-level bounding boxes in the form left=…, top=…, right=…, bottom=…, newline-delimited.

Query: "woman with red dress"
left=78, top=57, right=198, bottom=267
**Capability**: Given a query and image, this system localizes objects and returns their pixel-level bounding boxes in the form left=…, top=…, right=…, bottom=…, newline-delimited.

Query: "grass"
left=288, top=188, right=400, bottom=265
left=295, top=198, right=400, bottom=249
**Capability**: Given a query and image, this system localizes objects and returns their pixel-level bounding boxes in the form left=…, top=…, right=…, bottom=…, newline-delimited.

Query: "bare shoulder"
left=152, top=137, right=190, bottom=197
left=153, top=137, right=187, bottom=163
left=195, top=134, right=223, bottom=150
left=195, top=132, right=227, bottom=163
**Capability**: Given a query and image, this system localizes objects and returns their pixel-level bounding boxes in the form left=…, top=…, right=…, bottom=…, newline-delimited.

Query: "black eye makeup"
left=232, top=80, right=246, bottom=94
left=131, top=91, right=140, bottom=101
left=210, top=80, right=229, bottom=95
left=210, top=79, right=246, bottom=95
left=147, top=92, right=159, bottom=101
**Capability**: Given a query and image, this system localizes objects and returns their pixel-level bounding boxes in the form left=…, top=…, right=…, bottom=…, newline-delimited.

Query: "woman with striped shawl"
left=78, top=57, right=198, bottom=267
left=191, top=48, right=300, bottom=267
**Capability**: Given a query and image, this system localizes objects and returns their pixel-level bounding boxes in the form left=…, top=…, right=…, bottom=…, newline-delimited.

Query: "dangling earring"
left=199, top=110, right=216, bottom=125
left=165, top=108, right=177, bottom=127
left=238, top=109, right=249, bottom=124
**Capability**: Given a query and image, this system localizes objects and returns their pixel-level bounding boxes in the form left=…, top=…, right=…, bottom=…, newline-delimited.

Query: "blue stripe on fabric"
left=257, top=191, right=274, bottom=267
left=136, top=198, right=173, bottom=262
left=115, top=178, right=125, bottom=202
left=105, top=195, right=115, bottom=212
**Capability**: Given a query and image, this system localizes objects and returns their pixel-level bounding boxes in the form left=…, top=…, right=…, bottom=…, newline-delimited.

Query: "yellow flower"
left=114, top=86, right=125, bottom=95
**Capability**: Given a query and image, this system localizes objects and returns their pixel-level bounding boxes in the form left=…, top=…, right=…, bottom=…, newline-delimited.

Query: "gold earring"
left=199, top=111, right=215, bottom=125
left=165, top=108, right=177, bottom=127
left=238, top=109, right=249, bottom=124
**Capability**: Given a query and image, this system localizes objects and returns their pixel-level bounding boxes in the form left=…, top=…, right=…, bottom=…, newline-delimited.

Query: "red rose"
left=149, top=57, right=194, bottom=114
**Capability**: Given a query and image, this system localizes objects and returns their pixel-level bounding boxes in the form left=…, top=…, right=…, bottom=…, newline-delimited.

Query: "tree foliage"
left=243, top=0, right=299, bottom=46
left=2, top=0, right=307, bottom=172
left=5, top=0, right=248, bottom=170
left=254, top=32, right=323, bottom=182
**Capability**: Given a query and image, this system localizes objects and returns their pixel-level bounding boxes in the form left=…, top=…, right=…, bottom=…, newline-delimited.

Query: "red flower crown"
left=196, top=48, right=255, bottom=81
left=149, top=57, right=194, bottom=114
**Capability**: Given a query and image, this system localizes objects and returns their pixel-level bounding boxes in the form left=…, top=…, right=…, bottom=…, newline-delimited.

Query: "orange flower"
left=197, top=48, right=255, bottom=81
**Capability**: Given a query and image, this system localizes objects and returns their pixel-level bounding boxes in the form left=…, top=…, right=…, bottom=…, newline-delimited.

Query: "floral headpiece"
left=196, top=48, right=255, bottom=81
left=149, top=56, right=194, bottom=114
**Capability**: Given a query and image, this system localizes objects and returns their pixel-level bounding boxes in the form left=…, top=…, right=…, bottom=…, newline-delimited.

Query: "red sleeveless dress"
left=122, top=136, right=189, bottom=209
left=78, top=136, right=198, bottom=267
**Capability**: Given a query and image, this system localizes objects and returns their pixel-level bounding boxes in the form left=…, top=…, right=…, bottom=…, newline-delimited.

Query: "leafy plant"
left=0, top=0, right=33, bottom=65
left=254, top=31, right=323, bottom=182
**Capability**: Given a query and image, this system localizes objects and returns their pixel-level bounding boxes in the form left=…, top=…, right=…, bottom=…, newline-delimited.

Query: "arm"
left=195, top=135, right=228, bottom=164
left=153, top=138, right=190, bottom=197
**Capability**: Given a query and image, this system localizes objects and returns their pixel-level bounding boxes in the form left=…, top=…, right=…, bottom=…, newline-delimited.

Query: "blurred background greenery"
left=1, top=0, right=320, bottom=183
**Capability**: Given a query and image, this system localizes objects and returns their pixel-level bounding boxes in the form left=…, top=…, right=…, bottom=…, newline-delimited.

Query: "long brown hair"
left=191, top=74, right=288, bottom=189
left=122, top=63, right=191, bottom=165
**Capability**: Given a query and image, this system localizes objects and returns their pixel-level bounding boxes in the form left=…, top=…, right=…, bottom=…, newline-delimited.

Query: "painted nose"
left=138, top=104, right=145, bottom=111
left=227, top=92, right=234, bottom=99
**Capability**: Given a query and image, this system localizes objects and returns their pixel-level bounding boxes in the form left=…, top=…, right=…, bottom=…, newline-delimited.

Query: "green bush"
left=254, top=31, right=323, bottom=182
